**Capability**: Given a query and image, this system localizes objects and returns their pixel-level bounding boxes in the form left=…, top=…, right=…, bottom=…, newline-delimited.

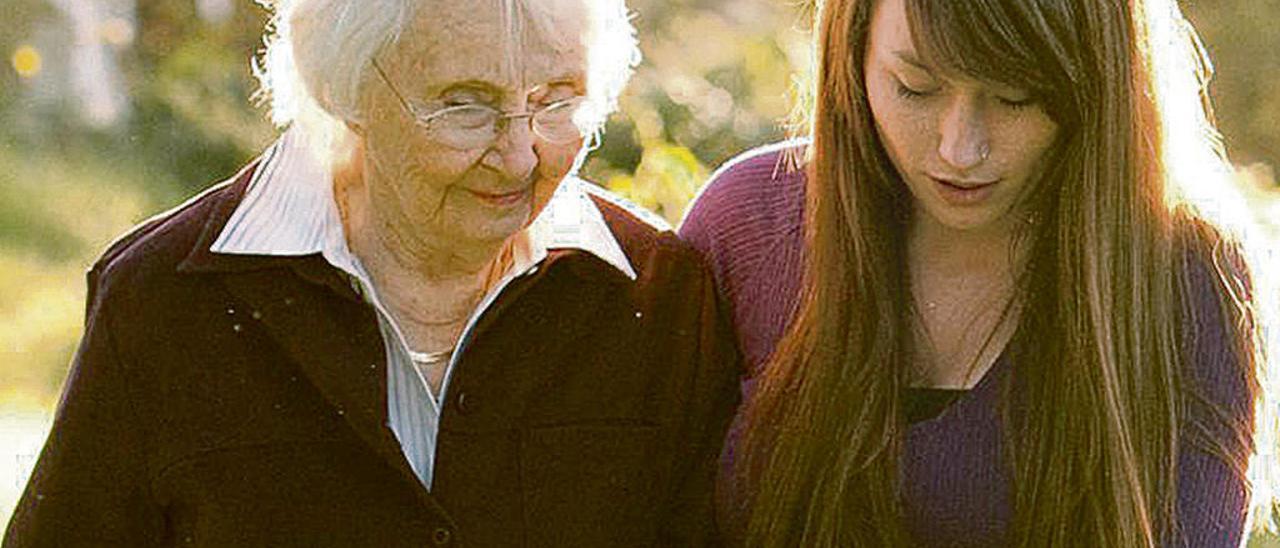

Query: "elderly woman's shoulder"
left=579, top=180, right=705, bottom=271
left=91, top=163, right=254, bottom=290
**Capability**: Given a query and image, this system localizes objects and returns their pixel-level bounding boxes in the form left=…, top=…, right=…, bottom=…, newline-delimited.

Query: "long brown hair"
left=737, top=0, right=1262, bottom=545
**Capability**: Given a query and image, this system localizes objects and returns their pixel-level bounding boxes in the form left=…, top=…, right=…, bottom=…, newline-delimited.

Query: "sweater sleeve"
left=679, top=143, right=807, bottom=376
left=1170, top=249, right=1257, bottom=548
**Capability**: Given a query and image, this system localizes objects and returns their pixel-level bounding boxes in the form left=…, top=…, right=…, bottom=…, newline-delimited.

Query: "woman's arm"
left=658, top=259, right=743, bottom=546
left=1171, top=244, right=1258, bottom=547
left=3, top=265, right=163, bottom=547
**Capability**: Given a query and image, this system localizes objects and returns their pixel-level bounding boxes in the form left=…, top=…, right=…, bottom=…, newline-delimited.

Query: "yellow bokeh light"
left=12, top=46, right=41, bottom=78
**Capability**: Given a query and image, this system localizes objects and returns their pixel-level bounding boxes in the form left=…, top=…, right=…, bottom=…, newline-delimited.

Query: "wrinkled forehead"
left=387, top=0, right=589, bottom=94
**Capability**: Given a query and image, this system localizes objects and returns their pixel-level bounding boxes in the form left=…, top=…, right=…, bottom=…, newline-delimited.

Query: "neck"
left=335, top=161, right=513, bottom=329
left=908, top=211, right=1028, bottom=280
left=906, top=210, right=1031, bottom=388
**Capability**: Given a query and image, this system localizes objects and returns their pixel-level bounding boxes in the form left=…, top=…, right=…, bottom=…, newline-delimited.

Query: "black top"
left=904, top=387, right=967, bottom=424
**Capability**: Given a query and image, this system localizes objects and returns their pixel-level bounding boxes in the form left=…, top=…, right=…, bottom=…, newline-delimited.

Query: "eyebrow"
left=540, top=72, right=587, bottom=91
left=435, top=81, right=502, bottom=99
left=432, top=73, right=585, bottom=102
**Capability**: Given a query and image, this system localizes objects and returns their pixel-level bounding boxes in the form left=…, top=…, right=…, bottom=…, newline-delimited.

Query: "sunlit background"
left=1, top=0, right=1277, bottom=542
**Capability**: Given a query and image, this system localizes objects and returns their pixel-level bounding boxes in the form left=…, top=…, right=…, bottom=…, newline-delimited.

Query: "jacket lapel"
left=176, top=161, right=433, bottom=499
left=218, top=267, right=416, bottom=473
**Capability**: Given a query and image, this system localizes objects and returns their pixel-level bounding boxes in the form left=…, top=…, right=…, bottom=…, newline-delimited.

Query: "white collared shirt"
left=210, top=128, right=638, bottom=489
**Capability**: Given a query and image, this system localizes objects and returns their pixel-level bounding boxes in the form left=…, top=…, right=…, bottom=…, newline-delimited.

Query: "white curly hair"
left=252, top=0, right=640, bottom=168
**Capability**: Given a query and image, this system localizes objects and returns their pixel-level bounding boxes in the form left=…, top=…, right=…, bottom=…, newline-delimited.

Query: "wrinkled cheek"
left=534, top=138, right=582, bottom=182
left=399, top=148, right=478, bottom=193
left=530, top=138, right=583, bottom=215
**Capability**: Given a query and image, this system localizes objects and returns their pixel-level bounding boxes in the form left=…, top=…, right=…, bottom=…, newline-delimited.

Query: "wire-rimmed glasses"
left=371, top=58, right=585, bottom=151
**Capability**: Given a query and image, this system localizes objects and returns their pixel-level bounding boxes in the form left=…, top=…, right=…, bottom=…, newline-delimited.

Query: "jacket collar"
left=181, top=127, right=636, bottom=281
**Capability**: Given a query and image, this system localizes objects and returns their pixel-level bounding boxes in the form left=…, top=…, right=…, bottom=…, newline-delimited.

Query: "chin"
left=926, top=205, right=1013, bottom=233
left=464, top=207, right=532, bottom=243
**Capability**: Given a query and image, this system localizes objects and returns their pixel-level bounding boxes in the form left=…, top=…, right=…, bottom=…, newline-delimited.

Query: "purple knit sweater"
left=678, top=143, right=1254, bottom=547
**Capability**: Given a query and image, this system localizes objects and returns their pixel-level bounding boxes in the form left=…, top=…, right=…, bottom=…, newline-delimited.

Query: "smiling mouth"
left=465, top=186, right=531, bottom=207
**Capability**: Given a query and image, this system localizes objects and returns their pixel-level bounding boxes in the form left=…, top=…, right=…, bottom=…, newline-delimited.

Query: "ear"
left=332, top=137, right=367, bottom=194
left=331, top=127, right=367, bottom=176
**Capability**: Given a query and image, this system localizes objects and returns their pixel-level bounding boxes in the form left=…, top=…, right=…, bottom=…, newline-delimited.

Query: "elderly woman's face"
left=356, top=2, right=588, bottom=249
left=863, top=0, right=1059, bottom=234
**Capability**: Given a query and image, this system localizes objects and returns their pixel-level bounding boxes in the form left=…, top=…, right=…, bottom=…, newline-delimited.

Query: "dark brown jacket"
left=4, top=161, right=741, bottom=547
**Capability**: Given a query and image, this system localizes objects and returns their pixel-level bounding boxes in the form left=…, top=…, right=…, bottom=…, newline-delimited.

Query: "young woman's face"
left=863, top=0, right=1059, bottom=234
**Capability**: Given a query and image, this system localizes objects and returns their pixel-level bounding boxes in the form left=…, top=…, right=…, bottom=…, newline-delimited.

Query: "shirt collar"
left=210, top=128, right=636, bottom=281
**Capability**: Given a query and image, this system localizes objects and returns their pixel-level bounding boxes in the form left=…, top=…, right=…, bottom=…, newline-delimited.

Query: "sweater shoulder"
left=677, top=142, right=806, bottom=293
left=677, top=143, right=809, bottom=371
left=678, top=141, right=806, bottom=262
left=681, top=141, right=806, bottom=237
left=1175, top=220, right=1258, bottom=433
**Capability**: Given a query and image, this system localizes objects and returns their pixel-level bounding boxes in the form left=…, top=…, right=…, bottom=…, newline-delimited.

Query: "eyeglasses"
left=371, top=58, right=585, bottom=151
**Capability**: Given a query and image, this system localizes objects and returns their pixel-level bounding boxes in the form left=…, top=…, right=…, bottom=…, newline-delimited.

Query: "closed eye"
left=996, top=95, right=1037, bottom=110
left=529, top=82, right=581, bottom=109
left=894, top=79, right=933, bottom=100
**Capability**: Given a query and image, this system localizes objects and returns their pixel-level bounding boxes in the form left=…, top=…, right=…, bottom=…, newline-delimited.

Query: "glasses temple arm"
left=370, top=58, right=418, bottom=116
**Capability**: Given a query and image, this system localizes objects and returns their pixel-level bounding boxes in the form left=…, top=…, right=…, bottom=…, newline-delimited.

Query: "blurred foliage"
left=0, top=0, right=815, bottom=410
left=1184, top=0, right=1280, bottom=168
left=1, top=0, right=1279, bottom=540
left=605, top=141, right=709, bottom=224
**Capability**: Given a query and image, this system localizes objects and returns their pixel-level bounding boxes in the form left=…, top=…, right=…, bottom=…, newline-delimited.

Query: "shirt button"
left=432, top=527, right=452, bottom=545
left=455, top=392, right=473, bottom=415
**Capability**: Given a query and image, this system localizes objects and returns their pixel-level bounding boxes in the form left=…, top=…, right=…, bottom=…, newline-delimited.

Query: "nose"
left=482, top=115, right=538, bottom=182
left=937, top=98, right=990, bottom=171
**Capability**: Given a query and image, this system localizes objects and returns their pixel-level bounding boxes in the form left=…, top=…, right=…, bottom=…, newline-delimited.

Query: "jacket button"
left=432, top=527, right=452, bottom=545
left=455, top=392, right=473, bottom=415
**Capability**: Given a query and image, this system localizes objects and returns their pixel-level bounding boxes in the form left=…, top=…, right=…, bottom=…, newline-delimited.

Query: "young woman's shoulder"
left=1170, top=213, right=1261, bottom=546
left=1175, top=216, right=1256, bottom=379
left=678, top=140, right=808, bottom=272
left=678, top=141, right=810, bottom=371
left=1174, top=214, right=1258, bottom=449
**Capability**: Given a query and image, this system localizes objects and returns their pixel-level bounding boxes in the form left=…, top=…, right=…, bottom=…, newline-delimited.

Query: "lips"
left=929, top=176, right=1000, bottom=206
left=932, top=177, right=998, bottom=191
left=465, top=186, right=531, bottom=207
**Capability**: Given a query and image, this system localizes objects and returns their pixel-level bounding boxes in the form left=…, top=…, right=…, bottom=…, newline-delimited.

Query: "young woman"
left=680, top=0, right=1268, bottom=545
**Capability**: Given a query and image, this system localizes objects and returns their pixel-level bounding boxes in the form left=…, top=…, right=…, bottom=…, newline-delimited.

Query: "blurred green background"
left=1, top=0, right=1278, bottom=541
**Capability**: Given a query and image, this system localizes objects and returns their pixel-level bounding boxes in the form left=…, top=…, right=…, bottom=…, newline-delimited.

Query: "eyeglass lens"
left=427, top=100, right=583, bottom=149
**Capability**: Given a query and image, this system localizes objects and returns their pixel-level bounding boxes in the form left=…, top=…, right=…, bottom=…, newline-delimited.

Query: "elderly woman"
left=5, top=0, right=738, bottom=546
left=682, top=0, right=1267, bottom=545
